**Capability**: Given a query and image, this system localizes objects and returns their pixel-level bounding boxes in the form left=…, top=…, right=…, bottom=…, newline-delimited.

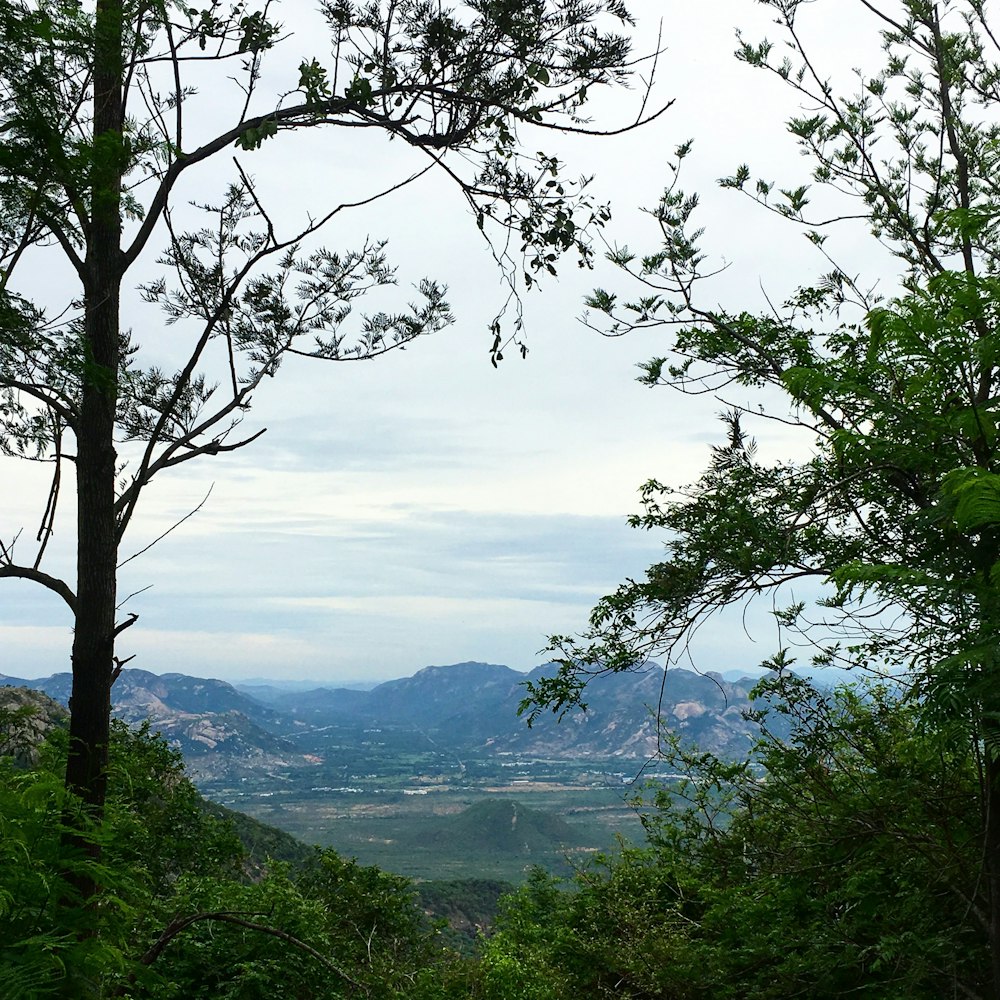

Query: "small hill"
left=406, top=799, right=587, bottom=857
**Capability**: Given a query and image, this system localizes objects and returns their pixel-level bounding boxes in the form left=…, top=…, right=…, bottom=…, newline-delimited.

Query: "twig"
left=117, top=485, right=214, bottom=568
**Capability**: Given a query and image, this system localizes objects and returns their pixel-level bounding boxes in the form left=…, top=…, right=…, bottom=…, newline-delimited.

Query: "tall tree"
left=522, top=0, right=1000, bottom=992
left=0, top=0, right=657, bottom=839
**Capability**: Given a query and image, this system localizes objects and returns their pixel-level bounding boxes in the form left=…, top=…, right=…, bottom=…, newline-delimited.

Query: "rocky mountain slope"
left=1, top=660, right=771, bottom=764
left=0, top=668, right=293, bottom=758
left=242, top=660, right=766, bottom=758
left=0, top=686, right=68, bottom=764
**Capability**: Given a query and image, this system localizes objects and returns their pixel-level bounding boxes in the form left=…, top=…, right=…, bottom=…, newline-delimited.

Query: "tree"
left=521, top=0, right=1000, bottom=993
left=0, top=0, right=659, bottom=844
left=497, top=678, right=985, bottom=998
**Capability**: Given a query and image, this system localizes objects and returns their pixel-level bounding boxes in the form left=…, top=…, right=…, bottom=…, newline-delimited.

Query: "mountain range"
left=0, top=660, right=772, bottom=767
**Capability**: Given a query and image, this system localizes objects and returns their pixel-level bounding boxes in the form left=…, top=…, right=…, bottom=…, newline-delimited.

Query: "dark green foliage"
left=0, top=721, right=247, bottom=996
left=0, top=763, right=119, bottom=997
left=0, top=721, right=463, bottom=999
left=480, top=679, right=987, bottom=998
left=416, top=879, right=514, bottom=952
left=139, top=855, right=441, bottom=1000
left=103, top=723, right=246, bottom=892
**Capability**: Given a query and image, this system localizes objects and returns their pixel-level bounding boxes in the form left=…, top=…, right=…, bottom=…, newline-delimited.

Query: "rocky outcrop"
left=0, top=686, right=68, bottom=765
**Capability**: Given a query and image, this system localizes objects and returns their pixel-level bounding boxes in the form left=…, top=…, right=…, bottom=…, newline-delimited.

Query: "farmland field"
left=194, top=722, right=659, bottom=881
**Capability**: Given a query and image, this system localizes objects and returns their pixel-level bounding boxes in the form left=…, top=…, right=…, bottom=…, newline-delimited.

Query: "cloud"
left=0, top=0, right=846, bottom=688
left=0, top=625, right=74, bottom=677
left=267, top=593, right=579, bottom=620
left=100, top=507, right=665, bottom=681
left=123, top=627, right=320, bottom=674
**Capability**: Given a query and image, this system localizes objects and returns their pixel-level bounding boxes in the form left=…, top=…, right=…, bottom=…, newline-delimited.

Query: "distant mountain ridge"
left=246, top=661, right=530, bottom=730
left=241, top=659, right=767, bottom=757
left=0, top=667, right=293, bottom=758
left=0, top=660, right=770, bottom=762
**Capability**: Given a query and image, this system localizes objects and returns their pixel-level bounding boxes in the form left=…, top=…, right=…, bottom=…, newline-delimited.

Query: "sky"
left=0, top=1, right=894, bottom=684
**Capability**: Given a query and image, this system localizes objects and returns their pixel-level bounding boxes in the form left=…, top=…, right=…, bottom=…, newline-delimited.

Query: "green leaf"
left=345, top=75, right=374, bottom=107
left=940, top=467, right=1000, bottom=533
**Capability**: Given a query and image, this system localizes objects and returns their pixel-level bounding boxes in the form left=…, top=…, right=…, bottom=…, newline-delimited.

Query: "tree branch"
left=139, top=910, right=367, bottom=990
left=2, top=379, right=78, bottom=430
left=0, top=564, right=76, bottom=613
left=117, top=485, right=213, bottom=566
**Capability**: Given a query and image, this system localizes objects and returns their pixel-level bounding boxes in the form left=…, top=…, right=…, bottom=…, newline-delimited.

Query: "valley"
left=197, top=720, right=654, bottom=880
left=1, top=660, right=767, bottom=882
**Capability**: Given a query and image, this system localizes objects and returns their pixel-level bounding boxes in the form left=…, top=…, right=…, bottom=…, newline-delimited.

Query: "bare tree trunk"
left=63, top=0, right=123, bottom=840
left=985, top=752, right=1000, bottom=1000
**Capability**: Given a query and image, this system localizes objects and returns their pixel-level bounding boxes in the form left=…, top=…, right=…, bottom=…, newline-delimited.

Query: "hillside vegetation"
left=0, top=696, right=465, bottom=998
left=1, top=675, right=988, bottom=997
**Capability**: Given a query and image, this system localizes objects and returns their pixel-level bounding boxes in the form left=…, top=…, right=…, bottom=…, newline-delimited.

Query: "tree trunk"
left=63, top=0, right=123, bottom=840
left=985, top=751, right=1000, bottom=1000
left=64, top=381, right=118, bottom=816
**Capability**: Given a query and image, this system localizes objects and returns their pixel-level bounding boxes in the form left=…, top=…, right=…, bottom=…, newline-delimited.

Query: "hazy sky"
left=1, top=1, right=892, bottom=683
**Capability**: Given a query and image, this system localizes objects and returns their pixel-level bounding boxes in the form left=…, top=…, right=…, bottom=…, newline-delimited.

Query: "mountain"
left=0, top=668, right=294, bottom=759
left=1, top=660, right=775, bottom=764
left=366, top=661, right=524, bottom=726
left=0, top=668, right=280, bottom=721
left=229, top=660, right=766, bottom=756
left=240, top=662, right=524, bottom=728
left=248, top=660, right=763, bottom=758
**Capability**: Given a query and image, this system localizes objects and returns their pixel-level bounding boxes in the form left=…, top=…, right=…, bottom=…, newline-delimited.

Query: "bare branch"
left=117, top=485, right=214, bottom=567
left=113, top=613, right=138, bottom=638
left=33, top=425, right=64, bottom=569
left=0, top=564, right=76, bottom=613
